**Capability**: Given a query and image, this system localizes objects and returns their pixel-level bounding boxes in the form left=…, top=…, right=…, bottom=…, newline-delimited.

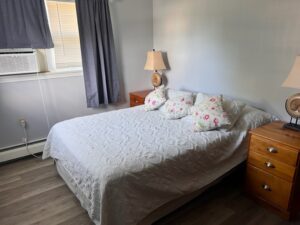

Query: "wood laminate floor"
left=0, top=157, right=300, bottom=225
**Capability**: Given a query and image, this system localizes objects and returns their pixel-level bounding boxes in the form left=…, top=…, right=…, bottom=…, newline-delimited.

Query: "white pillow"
left=144, top=85, right=166, bottom=111
left=235, top=105, right=278, bottom=130
left=167, top=89, right=194, bottom=100
left=222, top=98, right=246, bottom=130
left=162, top=100, right=191, bottom=120
left=191, top=96, right=230, bottom=131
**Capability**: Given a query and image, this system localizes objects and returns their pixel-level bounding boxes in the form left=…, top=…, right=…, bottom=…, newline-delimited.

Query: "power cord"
left=20, top=119, right=41, bottom=159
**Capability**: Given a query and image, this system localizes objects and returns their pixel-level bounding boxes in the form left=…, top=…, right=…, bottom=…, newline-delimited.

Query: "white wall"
left=0, top=0, right=153, bottom=149
left=153, top=0, right=300, bottom=120
left=111, top=0, right=153, bottom=97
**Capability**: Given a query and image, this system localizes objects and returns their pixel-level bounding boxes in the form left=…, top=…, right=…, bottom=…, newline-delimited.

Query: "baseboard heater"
left=0, top=140, right=45, bottom=163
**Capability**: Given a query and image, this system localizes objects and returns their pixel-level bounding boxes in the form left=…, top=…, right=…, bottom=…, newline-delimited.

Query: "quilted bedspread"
left=43, top=105, right=272, bottom=225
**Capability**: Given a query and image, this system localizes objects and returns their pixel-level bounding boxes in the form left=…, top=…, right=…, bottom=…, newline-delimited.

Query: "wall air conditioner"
left=0, top=49, right=39, bottom=76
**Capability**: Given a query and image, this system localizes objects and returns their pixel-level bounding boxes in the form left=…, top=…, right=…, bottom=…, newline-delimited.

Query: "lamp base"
left=283, top=122, right=300, bottom=132
left=151, top=72, right=162, bottom=88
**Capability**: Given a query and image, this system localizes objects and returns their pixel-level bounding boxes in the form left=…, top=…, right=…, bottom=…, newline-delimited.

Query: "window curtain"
left=75, top=0, right=120, bottom=107
left=0, top=0, right=54, bottom=49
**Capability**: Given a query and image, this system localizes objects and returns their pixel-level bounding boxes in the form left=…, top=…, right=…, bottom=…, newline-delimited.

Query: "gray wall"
left=0, top=0, right=153, bottom=149
left=0, top=75, right=115, bottom=148
left=111, top=0, right=153, bottom=98
left=153, top=0, right=300, bottom=120
left=3, top=0, right=300, bottom=149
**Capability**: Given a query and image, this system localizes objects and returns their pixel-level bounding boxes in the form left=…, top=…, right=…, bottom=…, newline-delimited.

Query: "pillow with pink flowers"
left=191, top=97, right=231, bottom=131
left=160, top=90, right=194, bottom=117
left=160, top=93, right=194, bottom=118
left=166, top=89, right=194, bottom=101
left=194, top=93, right=223, bottom=106
left=161, top=100, right=191, bottom=120
left=144, top=85, right=167, bottom=111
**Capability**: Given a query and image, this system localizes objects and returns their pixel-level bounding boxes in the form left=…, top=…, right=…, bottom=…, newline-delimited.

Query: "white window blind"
left=47, top=1, right=82, bottom=69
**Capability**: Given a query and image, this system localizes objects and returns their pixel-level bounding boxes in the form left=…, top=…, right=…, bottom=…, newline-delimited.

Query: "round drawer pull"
left=264, top=161, right=275, bottom=168
left=267, top=147, right=278, bottom=153
left=262, top=184, right=272, bottom=191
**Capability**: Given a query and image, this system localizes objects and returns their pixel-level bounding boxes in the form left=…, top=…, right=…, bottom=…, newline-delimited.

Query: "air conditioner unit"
left=0, top=49, right=39, bottom=76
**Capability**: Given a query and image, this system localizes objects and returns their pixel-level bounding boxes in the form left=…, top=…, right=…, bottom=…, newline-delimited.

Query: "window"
left=47, top=0, right=82, bottom=69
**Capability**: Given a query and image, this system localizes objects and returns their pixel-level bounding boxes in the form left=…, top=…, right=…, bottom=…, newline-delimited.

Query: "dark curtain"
left=75, top=0, right=120, bottom=107
left=0, top=0, right=54, bottom=49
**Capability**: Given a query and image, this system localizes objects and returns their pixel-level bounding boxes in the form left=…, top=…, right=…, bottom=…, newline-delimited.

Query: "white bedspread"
left=43, top=106, right=272, bottom=225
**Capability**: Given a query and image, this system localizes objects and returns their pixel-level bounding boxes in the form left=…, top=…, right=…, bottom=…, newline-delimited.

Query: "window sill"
left=0, top=68, right=83, bottom=84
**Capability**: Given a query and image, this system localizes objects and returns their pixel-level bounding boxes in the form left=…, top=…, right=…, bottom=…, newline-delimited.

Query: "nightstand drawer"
left=250, top=135, right=299, bottom=166
left=130, top=95, right=145, bottom=107
left=129, top=90, right=152, bottom=107
left=248, top=151, right=296, bottom=182
left=246, top=165, right=292, bottom=210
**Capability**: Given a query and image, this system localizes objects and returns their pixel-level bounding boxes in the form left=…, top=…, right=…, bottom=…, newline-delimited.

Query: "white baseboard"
left=0, top=142, right=45, bottom=163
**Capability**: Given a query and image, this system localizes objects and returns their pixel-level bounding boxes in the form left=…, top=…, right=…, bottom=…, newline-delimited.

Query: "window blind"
left=47, top=1, right=82, bottom=68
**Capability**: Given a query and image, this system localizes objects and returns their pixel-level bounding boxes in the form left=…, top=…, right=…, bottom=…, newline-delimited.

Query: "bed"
left=43, top=104, right=274, bottom=225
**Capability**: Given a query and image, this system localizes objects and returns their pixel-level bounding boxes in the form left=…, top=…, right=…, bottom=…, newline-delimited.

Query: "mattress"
left=43, top=105, right=274, bottom=225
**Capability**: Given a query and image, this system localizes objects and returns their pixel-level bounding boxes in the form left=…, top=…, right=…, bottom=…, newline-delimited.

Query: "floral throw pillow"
left=194, top=93, right=223, bottom=106
left=166, top=89, right=194, bottom=101
left=162, top=99, right=191, bottom=120
left=144, top=85, right=167, bottom=111
left=160, top=91, right=194, bottom=115
left=191, top=97, right=231, bottom=131
left=169, top=95, right=194, bottom=106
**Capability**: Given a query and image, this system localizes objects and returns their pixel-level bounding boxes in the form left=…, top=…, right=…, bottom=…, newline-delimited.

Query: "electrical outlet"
left=19, top=119, right=26, bottom=128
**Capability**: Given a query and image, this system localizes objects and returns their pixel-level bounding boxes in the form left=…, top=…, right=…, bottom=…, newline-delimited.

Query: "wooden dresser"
left=129, top=90, right=152, bottom=107
left=245, top=121, right=300, bottom=220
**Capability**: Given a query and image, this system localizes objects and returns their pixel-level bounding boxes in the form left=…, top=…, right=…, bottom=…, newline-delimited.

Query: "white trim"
left=0, top=142, right=45, bottom=163
left=0, top=68, right=83, bottom=84
left=44, top=67, right=82, bottom=75
left=45, top=49, right=57, bottom=72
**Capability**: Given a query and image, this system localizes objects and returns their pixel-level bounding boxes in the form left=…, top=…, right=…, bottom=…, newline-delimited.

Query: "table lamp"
left=144, top=49, right=167, bottom=88
left=282, top=56, right=300, bottom=131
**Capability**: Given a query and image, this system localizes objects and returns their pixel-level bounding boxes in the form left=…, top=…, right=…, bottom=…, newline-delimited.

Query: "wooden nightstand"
left=129, top=90, right=152, bottom=107
left=245, top=121, right=300, bottom=220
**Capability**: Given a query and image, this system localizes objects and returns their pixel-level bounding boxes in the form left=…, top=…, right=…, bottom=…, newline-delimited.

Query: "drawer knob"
left=262, top=184, right=272, bottom=191
left=267, top=147, right=278, bottom=153
left=264, top=162, right=275, bottom=168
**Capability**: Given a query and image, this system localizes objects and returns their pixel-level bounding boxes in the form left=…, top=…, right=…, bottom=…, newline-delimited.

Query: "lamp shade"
left=282, top=56, right=300, bottom=89
left=144, top=50, right=166, bottom=71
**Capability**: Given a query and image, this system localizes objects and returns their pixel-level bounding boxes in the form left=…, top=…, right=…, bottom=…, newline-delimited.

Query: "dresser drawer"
left=250, top=135, right=299, bottom=166
left=246, top=165, right=292, bottom=210
left=248, top=151, right=296, bottom=182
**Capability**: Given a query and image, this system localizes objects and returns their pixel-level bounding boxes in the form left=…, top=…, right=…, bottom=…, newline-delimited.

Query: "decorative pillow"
left=171, top=95, right=194, bottom=105
left=191, top=97, right=230, bottom=131
left=222, top=98, right=246, bottom=130
left=235, top=105, right=278, bottom=130
left=144, top=85, right=166, bottom=111
left=194, top=92, right=223, bottom=106
left=160, top=89, right=194, bottom=114
left=167, top=89, right=194, bottom=100
left=162, top=100, right=191, bottom=119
